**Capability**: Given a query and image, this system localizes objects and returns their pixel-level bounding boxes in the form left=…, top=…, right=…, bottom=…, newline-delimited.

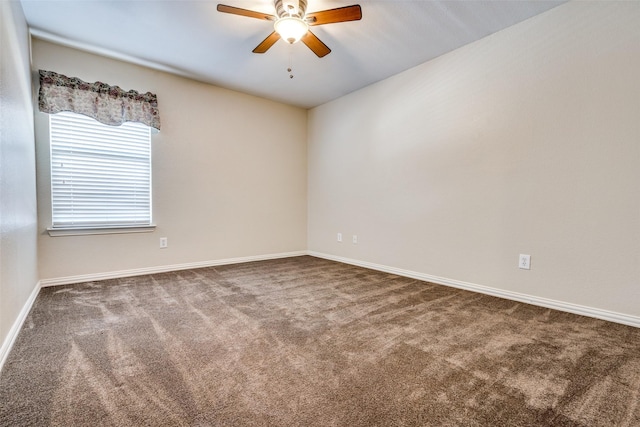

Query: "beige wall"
left=33, top=40, right=308, bottom=280
left=308, top=1, right=640, bottom=317
left=0, top=1, right=39, bottom=355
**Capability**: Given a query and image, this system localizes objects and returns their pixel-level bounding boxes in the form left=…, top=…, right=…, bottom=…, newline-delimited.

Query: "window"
left=49, top=112, right=152, bottom=234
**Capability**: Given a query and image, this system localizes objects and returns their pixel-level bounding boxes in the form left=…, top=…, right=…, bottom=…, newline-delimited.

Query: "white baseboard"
left=39, top=251, right=308, bottom=287
left=308, top=251, right=640, bottom=329
left=0, top=281, right=42, bottom=372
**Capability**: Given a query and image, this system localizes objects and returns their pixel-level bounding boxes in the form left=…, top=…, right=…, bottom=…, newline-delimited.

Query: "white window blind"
left=50, top=112, right=152, bottom=229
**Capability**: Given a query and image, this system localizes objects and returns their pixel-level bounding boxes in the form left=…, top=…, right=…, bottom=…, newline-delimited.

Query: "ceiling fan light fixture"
left=274, top=17, right=308, bottom=44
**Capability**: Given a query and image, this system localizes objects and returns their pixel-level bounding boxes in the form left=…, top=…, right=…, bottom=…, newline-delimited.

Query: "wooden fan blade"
left=253, top=32, right=281, bottom=54
left=216, top=4, right=276, bottom=21
left=301, top=31, right=331, bottom=58
left=306, top=5, right=362, bottom=26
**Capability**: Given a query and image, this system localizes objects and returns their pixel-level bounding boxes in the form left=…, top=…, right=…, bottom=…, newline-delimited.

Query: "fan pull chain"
left=288, top=45, right=294, bottom=79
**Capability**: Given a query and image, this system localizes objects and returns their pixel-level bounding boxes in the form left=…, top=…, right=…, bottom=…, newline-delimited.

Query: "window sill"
left=47, top=225, right=156, bottom=237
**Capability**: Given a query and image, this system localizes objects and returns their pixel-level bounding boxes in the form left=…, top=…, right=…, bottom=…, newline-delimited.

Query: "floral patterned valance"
left=38, top=70, right=161, bottom=131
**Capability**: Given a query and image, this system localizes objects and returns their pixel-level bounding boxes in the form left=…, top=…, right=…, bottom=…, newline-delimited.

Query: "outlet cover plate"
left=519, top=254, right=531, bottom=270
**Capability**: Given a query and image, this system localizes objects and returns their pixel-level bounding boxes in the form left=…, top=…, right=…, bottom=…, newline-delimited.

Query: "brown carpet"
left=1, top=256, right=639, bottom=426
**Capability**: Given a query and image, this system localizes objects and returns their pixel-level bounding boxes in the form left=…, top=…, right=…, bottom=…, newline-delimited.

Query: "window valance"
left=38, top=70, right=161, bottom=131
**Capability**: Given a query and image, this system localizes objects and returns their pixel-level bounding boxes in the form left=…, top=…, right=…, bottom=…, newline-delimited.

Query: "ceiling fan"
left=217, top=0, right=362, bottom=58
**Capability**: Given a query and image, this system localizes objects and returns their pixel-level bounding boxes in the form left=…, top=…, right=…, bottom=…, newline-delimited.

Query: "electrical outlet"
left=519, top=254, right=531, bottom=270
left=160, top=237, right=168, bottom=249
left=337, top=233, right=342, bottom=242
left=352, top=235, right=358, bottom=244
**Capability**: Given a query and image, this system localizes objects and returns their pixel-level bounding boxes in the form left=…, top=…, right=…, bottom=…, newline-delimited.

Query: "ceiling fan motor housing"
left=276, top=0, right=308, bottom=18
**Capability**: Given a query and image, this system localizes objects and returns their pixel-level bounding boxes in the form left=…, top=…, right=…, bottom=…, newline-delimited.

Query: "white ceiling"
left=20, top=0, right=566, bottom=109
